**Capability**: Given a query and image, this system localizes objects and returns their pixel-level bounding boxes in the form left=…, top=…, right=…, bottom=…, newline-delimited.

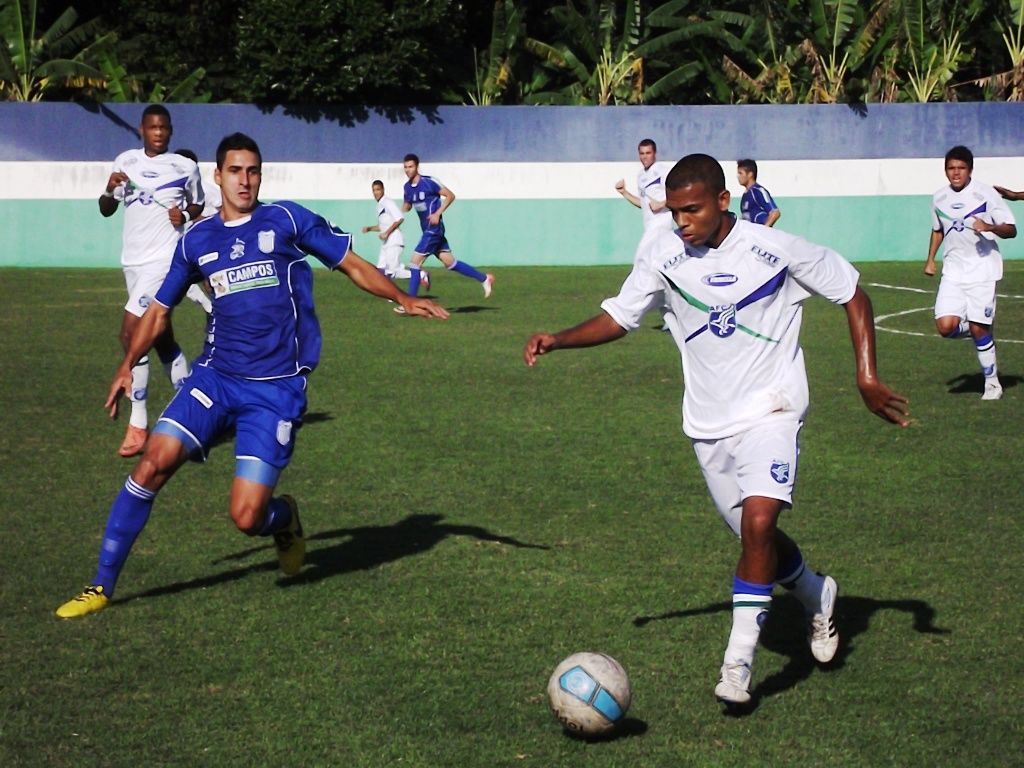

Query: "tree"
left=0, top=0, right=112, bottom=100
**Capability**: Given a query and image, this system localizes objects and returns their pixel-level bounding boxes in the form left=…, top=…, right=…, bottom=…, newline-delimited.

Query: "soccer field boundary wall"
left=2, top=102, right=1022, bottom=268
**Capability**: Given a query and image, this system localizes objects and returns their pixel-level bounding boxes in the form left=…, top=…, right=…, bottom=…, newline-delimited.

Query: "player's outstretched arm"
left=843, top=287, right=909, bottom=427
left=524, top=312, right=627, bottom=367
left=336, top=250, right=448, bottom=319
left=994, top=185, right=1024, bottom=201
left=106, top=303, right=171, bottom=419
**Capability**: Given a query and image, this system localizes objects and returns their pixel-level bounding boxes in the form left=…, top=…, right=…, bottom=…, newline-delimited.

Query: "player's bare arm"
left=615, top=179, right=641, bottom=209
left=524, top=312, right=627, bottom=367
left=924, top=229, right=943, bottom=276
left=106, top=302, right=172, bottom=418
left=843, top=287, right=910, bottom=427
left=766, top=208, right=781, bottom=227
left=970, top=218, right=1017, bottom=238
left=336, top=250, right=448, bottom=319
left=99, top=171, right=129, bottom=216
left=994, top=185, right=1024, bottom=201
left=429, top=187, right=456, bottom=226
left=168, top=202, right=203, bottom=228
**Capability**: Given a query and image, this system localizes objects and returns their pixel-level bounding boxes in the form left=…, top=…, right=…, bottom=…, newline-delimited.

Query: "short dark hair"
left=737, top=158, right=758, bottom=177
left=945, top=145, right=974, bottom=171
left=175, top=148, right=198, bottom=163
left=638, top=138, right=657, bottom=152
left=403, top=153, right=420, bottom=165
left=216, top=132, right=262, bottom=169
left=141, top=104, right=171, bottom=123
left=371, top=179, right=384, bottom=188
left=666, top=153, right=726, bottom=194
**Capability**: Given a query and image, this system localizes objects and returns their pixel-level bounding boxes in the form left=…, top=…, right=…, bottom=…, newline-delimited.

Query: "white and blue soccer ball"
left=547, top=651, right=632, bottom=735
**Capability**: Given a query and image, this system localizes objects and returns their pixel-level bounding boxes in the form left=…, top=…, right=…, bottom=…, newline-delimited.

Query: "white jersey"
left=110, top=149, right=204, bottom=268
left=601, top=219, right=859, bottom=440
left=201, top=177, right=222, bottom=219
left=375, top=196, right=405, bottom=247
left=637, top=162, right=674, bottom=231
left=931, top=178, right=1014, bottom=283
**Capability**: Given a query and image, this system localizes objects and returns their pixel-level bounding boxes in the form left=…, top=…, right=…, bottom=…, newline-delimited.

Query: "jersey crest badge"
left=276, top=420, right=292, bottom=446
left=770, top=461, right=790, bottom=484
left=230, top=237, right=246, bottom=260
left=258, top=230, right=275, bottom=254
left=708, top=304, right=737, bottom=337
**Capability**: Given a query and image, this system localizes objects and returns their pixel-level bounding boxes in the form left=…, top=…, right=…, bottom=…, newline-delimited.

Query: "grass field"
left=1, top=262, right=1022, bottom=767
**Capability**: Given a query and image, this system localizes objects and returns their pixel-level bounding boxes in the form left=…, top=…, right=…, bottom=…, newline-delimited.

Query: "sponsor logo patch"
left=208, top=260, right=280, bottom=297
left=702, top=272, right=738, bottom=286
left=751, top=244, right=780, bottom=266
left=198, top=251, right=219, bottom=266
left=189, top=387, right=213, bottom=409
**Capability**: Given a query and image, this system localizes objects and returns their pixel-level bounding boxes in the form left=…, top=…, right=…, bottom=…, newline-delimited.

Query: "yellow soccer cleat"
left=273, top=495, right=305, bottom=576
left=55, top=585, right=109, bottom=619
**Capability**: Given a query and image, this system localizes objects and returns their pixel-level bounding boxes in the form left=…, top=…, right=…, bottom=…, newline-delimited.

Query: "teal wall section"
left=7, top=196, right=1022, bottom=269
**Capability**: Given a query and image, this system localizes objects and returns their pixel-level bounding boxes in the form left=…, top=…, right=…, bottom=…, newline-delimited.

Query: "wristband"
left=182, top=209, right=192, bottom=223
left=101, top=190, right=114, bottom=198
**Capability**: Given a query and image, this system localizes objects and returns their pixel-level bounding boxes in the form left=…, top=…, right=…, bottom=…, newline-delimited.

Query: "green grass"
left=1, top=262, right=1022, bottom=767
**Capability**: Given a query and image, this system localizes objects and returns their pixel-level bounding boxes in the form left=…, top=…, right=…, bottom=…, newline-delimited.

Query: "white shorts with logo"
left=935, top=278, right=997, bottom=325
left=123, top=262, right=170, bottom=317
left=376, top=242, right=404, bottom=275
left=691, top=413, right=802, bottom=538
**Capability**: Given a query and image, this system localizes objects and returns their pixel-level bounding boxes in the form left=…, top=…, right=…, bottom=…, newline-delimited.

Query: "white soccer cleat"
left=482, top=273, right=495, bottom=298
left=809, top=575, right=839, bottom=663
left=420, top=270, right=430, bottom=291
left=981, top=380, right=1003, bottom=400
left=714, top=662, right=752, bottom=705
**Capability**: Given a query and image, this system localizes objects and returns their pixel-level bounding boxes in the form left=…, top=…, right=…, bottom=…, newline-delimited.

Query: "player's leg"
left=55, top=433, right=190, bottom=618
left=152, top=315, right=190, bottom=390
left=185, top=282, right=213, bottom=314
left=117, top=305, right=150, bottom=457
left=228, top=376, right=307, bottom=574
left=406, top=248, right=429, bottom=300
left=775, top=530, right=838, bottom=663
left=933, top=278, right=970, bottom=338
left=966, top=283, right=1001, bottom=399
left=436, top=243, right=494, bottom=297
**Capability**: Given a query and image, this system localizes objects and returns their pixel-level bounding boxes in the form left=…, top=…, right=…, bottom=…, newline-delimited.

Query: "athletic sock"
left=129, top=356, right=149, bottom=429
left=776, top=547, right=826, bottom=613
left=724, top=576, right=773, bottom=666
left=158, top=345, right=190, bottom=389
left=974, top=334, right=998, bottom=380
left=258, top=496, right=294, bottom=536
left=93, top=477, right=157, bottom=596
left=408, top=268, right=421, bottom=297
left=942, top=320, right=971, bottom=339
left=448, top=260, right=486, bottom=282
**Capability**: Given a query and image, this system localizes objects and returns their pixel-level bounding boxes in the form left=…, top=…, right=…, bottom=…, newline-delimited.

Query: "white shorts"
left=935, top=279, right=997, bottom=325
left=123, top=262, right=170, bottom=317
left=691, top=413, right=802, bottom=537
left=376, top=242, right=404, bottom=275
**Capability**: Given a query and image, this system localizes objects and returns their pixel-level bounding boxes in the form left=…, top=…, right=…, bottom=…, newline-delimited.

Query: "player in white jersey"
left=525, top=153, right=909, bottom=710
left=100, top=105, right=205, bottom=457
left=925, top=146, right=1017, bottom=401
left=361, top=179, right=428, bottom=288
left=615, top=138, right=674, bottom=232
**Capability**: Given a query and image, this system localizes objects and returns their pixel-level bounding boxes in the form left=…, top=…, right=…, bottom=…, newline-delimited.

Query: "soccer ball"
left=546, top=651, right=632, bottom=736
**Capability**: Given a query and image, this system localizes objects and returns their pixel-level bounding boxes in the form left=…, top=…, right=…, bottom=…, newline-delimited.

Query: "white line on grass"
left=867, top=283, right=1024, bottom=344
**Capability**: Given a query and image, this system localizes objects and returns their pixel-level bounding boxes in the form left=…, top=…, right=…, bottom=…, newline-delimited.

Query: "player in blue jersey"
left=401, top=153, right=494, bottom=306
left=737, top=159, right=780, bottom=227
left=925, top=146, right=1016, bottom=401
left=56, top=133, right=448, bottom=619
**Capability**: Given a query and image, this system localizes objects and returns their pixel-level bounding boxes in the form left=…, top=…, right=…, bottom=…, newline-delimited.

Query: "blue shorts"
left=154, top=364, right=307, bottom=469
left=414, top=230, right=451, bottom=257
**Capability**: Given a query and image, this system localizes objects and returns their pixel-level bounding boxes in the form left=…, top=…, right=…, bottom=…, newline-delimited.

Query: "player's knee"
left=936, top=317, right=960, bottom=337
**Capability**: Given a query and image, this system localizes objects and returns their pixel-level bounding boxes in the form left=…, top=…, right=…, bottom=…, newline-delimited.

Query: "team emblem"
left=770, top=460, right=790, bottom=484
left=258, top=230, right=275, bottom=254
left=230, top=238, right=245, bottom=260
left=708, top=304, right=737, bottom=337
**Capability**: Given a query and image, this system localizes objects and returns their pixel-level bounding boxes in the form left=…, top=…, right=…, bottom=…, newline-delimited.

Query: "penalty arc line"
left=867, top=283, right=1024, bottom=344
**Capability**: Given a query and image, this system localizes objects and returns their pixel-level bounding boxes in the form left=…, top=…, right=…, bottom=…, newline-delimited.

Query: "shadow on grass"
left=633, top=594, right=949, bottom=715
left=449, top=305, right=499, bottom=314
left=559, top=717, right=649, bottom=743
left=117, top=513, right=547, bottom=603
left=946, top=371, right=1023, bottom=395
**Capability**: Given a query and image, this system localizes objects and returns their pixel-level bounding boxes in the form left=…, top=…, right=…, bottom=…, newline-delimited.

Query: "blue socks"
left=94, top=478, right=156, bottom=595
left=449, top=260, right=486, bottom=282
left=258, top=497, right=294, bottom=536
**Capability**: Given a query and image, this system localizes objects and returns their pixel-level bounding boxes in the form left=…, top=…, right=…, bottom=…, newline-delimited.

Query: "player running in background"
left=401, top=153, right=493, bottom=305
left=56, top=132, right=449, bottom=619
left=924, top=145, right=1017, bottom=401
left=175, top=148, right=222, bottom=223
left=615, top=138, right=674, bottom=232
left=524, top=153, right=909, bottom=709
left=101, top=105, right=206, bottom=458
left=736, top=159, right=780, bottom=227
left=362, top=179, right=427, bottom=289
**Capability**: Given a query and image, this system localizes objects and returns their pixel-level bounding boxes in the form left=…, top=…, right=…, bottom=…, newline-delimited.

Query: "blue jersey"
left=740, top=183, right=778, bottom=225
left=155, top=201, right=352, bottom=380
left=404, top=175, right=446, bottom=235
